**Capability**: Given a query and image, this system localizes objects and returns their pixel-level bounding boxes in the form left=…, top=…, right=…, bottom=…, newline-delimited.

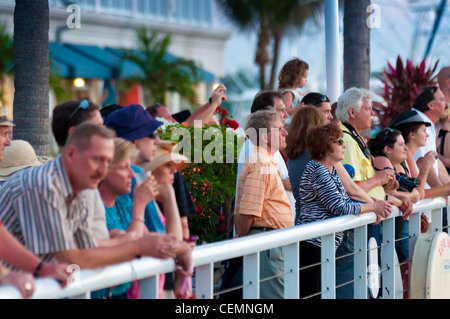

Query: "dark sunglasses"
left=69, top=99, right=90, bottom=120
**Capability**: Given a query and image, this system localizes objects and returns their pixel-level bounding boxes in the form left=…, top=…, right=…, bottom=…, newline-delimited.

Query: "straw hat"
left=0, top=140, right=51, bottom=180
left=0, top=105, right=15, bottom=127
left=141, top=141, right=188, bottom=173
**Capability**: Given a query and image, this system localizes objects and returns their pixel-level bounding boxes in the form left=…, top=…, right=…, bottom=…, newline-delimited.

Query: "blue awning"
left=49, top=42, right=215, bottom=82
left=49, top=43, right=113, bottom=79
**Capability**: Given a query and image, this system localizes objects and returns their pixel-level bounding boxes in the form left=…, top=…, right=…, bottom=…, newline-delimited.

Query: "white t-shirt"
left=412, top=108, right=435, bottom=221
left=413, top=108, right=439, bottom=175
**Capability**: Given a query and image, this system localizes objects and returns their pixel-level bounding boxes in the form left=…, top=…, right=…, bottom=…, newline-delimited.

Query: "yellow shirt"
left=235, top=147, right=294, bottom=230
left=340, top=123, right=386, bottom=200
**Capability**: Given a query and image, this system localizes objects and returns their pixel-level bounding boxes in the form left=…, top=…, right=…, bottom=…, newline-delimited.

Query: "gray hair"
left=245, top=109, right=280, bottom=146
left=335, top=87, right=373, bottom=122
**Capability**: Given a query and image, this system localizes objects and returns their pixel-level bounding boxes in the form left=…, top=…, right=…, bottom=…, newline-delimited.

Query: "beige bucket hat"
left=0, top=140, right=51, bottom=180
left=141, top=141, right=188, bottom=173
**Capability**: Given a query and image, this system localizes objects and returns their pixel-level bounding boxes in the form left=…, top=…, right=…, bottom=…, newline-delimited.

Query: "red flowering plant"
left=373, top=55, right=439, bottom=128
left=216, top=104, right=240, bottom=130
left=157, top=105, right=245, bottom=243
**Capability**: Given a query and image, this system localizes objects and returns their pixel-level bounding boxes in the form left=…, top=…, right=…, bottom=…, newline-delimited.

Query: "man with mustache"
left=0, top=123, right=192, bottom=272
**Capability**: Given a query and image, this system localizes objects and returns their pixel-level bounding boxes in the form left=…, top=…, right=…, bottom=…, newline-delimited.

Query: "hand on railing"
left=371, top=198, right=394, bottom=224
left=39, top=262, right=70, bottom=288
left=174, top=241, right=195, bottom=299
left=0, top=270, right=35, bottom=299
left=399, top=198, right=413, bottom=220
left=138, top=233, right=179, bottom=259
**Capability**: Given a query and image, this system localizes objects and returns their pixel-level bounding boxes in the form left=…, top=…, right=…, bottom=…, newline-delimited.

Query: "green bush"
left=157, top=106, right=245, bottom=243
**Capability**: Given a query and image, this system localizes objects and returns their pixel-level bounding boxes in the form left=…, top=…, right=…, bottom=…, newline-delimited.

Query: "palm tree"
left=343, top=0, right=371, bottom=90
left=13, top=0, right=50, bottom=156
left=216, top=0, right=322, bottom=90
left=120, top=28, right=200, bottom=106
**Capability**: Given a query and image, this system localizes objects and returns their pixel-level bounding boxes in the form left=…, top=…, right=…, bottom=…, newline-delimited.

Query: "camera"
left=395, top=174, right=420, bottom=192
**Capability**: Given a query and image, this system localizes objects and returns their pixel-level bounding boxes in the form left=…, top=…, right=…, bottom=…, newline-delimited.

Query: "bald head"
left=438, top=67, right=450, bottom=100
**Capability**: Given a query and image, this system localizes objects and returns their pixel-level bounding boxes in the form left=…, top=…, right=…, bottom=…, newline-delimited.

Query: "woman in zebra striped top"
left=298, top=123, right=393, bottom=299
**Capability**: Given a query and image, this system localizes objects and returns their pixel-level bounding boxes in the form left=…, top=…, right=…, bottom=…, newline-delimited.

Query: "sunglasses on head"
left=69, top=99, right=90, bottom=120
left=314, top=95, right=330, bottom=105
left=382, top=127, right=394, bottom=143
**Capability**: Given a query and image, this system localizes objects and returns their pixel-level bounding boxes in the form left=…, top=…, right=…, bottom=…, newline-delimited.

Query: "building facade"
left=0, top=0, right=231, bottom=117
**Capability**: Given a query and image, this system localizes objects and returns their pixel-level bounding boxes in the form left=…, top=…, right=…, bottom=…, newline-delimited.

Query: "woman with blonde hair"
left=93, top=137, right=159, bottom=299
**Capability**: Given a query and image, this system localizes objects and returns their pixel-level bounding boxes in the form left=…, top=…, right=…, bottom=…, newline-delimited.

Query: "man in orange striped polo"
left=234, top=109, right=294, bottom=299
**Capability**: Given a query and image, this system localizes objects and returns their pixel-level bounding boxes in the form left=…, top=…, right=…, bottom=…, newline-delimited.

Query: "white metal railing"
left=0, top=197, right=448, bottom=299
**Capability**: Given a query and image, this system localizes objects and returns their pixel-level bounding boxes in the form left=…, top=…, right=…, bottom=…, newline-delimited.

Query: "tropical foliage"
left=373, top=55, right=439, bottom=128
left=216, top=0, right=322, bottom=90
left=157, top=106, right=245, bottom=243
left=120, top=28, right=200, bottom=106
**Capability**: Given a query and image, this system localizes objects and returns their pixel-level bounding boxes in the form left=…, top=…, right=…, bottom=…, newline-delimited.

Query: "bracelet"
left=132, top=216, right=145, bottom=223
left=33, top=261, right=44, bottom=278
left=0, top=266, right=10, bottom=283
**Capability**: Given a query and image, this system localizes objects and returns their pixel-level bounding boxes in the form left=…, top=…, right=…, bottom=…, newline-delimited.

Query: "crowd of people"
left=226, top=60, right=450, bottom=300
left=0, top=56, right=449, bottom=300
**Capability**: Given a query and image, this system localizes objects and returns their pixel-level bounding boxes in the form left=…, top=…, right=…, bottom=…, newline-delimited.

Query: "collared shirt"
left=237, top=138, right=296, bottom=213
left=340, top=122, right=385, bottom=200
left=83, top=188, right=109, bottom=242
left=0, top=156, right=97, bottom=263
left=235, top=146, right=294, bottom=230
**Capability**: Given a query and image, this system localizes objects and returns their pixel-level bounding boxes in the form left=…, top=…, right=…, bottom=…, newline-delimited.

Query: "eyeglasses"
left=69, top=99, right=90, bottom=120
left=333, top=139, right=344, bottom=146
left=383, top=127, right=394, bottom=143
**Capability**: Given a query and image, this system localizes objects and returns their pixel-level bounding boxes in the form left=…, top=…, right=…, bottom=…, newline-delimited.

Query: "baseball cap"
left=390, top=110, right=432, bottom=130
left=104, top=104, right=163, bottom=141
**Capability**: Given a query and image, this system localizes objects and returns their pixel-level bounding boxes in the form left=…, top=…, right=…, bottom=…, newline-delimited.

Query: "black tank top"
left=438, top=129, right=450, bottom=175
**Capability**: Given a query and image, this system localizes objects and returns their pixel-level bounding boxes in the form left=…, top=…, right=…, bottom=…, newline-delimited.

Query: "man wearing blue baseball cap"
left=104, top=104, right=165, bottom=233
left=105, top=104, right=163, bottom=167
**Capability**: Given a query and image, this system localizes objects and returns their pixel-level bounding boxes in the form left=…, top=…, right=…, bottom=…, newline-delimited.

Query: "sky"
left=212, top=0, right=450, bottom=95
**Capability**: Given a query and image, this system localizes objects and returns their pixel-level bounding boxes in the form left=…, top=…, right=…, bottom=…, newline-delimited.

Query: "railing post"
left=431, top=208, right=443, bottom=233
left=381, top=218, right=395, bottom=299
left=140, top=276, right=159, bottom=299
left=321, top=234, right=336, bottom=299
left=353, top=225, right=368, bottom=299
left=243, top=253, right=260, bottom=299
left=195, top=263, right=214, bottom=299
left=408, top=212, right=422, bottom=299
left=284, top=242, right=300, bottom=299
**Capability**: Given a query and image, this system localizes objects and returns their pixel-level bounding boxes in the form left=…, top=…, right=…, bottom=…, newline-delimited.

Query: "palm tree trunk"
left=343, top=0, right=371, bottom=90
left=13, top=0, right=50, bottom=156
left=255, top=18, right=271, bottom=90
left=269, top=27, right=283, bottom=90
